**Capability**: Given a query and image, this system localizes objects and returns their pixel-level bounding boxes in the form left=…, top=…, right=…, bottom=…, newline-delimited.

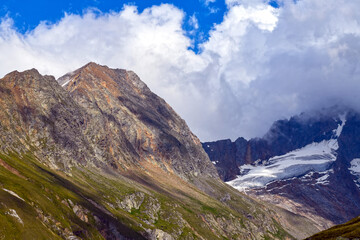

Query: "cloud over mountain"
left=1, top=0, right=359, bottom=141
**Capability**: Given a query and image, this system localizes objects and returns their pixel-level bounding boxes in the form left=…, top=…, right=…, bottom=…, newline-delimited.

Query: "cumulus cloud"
left=0, top=0, right=360, bottom=141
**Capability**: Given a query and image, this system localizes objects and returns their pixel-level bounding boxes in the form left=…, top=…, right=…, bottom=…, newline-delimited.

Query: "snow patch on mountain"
left=315, top=172, right=330, bottom=185
left=349, top=158, right=360, bottom=188
left=61, top=77, right=71, bottom=87
left=298, top=169, right=333, bottom=185
left=227, top=139, right=338, bottom=191
left=58, top=70, right=75, bottom=87
left=334, top=113, right=346, bottom=137
left=227, top=115, right=346, bottom=191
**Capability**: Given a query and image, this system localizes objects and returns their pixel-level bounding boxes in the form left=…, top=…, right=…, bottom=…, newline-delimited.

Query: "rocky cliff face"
left=59, top=62, right=218, bottom=182
left=203, top=108, right=360, bottom=228
left=0, top=63, right=311, bottom=239
left=0, top=69, right=98, bottom=170
left=0, top=63, right=218, bottom=183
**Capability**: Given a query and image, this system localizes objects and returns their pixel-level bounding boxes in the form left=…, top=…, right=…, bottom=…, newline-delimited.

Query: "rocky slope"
left=0, top=63, right=315, bottom=239
left=58, top=63, right=218, bottom=187
left=203, top=108, right=360, bottom=229
left=0, top=69, right=95, bottom=170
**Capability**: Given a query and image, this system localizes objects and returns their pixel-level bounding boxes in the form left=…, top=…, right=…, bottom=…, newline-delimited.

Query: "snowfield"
left=227, top=116, right=346, bottom=191
left=227, top=139, right=338, bottom=191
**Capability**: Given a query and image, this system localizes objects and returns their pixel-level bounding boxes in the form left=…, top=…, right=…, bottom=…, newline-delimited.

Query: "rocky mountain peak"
left=57, top=62, right=218, bottom=182
left=0, top=63, right=218, bottom=183
left=59, top=62, right=148, bottom=93
left=2, top=68, right=53, bottom=87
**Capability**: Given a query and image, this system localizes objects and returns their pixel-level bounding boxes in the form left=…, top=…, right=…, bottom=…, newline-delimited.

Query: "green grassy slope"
left=307, top=215, right=360, bottom=240
left=0, top=152, right=144, bottom=239
left=0, top=151, right=295, bottom=240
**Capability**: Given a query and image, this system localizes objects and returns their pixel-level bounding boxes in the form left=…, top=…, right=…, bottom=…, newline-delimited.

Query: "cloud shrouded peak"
left=1, top=0, right=360, bottom=141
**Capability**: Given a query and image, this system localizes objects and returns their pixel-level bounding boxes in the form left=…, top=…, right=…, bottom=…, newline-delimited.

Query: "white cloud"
left=202, top=0, right=219, bottom=14
left=0, top=4, right=201, bottom=78
left=225, top=0, right=268, bottom=8
left=189, top=14, right=199, bottom=30
left=204, top=0, right=216, bottom=6
left=1, top=0, right=360, bottom=141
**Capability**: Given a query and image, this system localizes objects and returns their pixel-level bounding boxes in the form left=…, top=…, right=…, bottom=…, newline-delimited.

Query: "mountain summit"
left=58, top=62, right=218, bottom=183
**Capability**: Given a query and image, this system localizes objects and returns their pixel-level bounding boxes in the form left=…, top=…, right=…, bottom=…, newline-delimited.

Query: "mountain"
left=58, top=63, right=218, bottom=182
left=203, top=108, right=360, bottom=230
left=0, top=63, right=316, bottom=239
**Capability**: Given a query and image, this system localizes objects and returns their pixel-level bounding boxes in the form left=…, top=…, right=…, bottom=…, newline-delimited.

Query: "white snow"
left=227, top=139, right=339, bottom=191
left=227, top=114, right=347, bottom=191
left=301, top=168, right=333, bottom=185
left=334, top=113, right=347, bottom=137
left=59, top=71, right=76, bottom=87
left=349, top=158, right=360, bottom=174
left=303, top=171, right=315, bottom=178
left=6, top=209, right=23, bottom=225
left=61, top=77, right=71, bottom=87
left=2, top=189, right=25, bottom=202
left=349, top=158, right=360, bottom=188
left=315, top=173, right=330, bottom=185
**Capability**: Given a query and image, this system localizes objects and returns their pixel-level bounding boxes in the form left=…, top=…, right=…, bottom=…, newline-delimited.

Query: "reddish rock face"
left=59, top=62, right=219, bottom=181
left=0, top=63, right=218, bottom=184
left=0, top=69, right=95, bottom=169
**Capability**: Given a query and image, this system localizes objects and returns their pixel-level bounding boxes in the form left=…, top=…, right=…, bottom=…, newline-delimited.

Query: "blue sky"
left=0, top=0, right=358, bottom=141
left=0, top=0, right=229, bottom=52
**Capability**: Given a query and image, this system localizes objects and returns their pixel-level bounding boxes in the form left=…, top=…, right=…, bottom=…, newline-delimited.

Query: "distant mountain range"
left=203, top=107, right=360, bottom=230
left=0, top=63, right=320, bottom=239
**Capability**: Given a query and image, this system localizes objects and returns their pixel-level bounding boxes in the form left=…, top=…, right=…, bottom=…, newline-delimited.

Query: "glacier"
left=227, top=115, right=346, bottom=191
